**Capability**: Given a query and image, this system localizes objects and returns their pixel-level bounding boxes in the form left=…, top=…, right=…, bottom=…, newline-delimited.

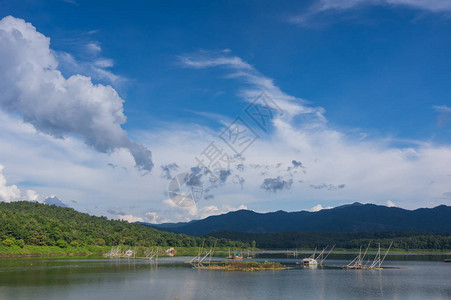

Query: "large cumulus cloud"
left=0, top=16, right=153, bottom=171
left=0, top=164, right=38, bottom=202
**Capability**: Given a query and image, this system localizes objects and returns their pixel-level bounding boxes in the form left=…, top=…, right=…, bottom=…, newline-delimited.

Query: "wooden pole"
left=321, top=244, right=335, bottom=264
left=379, top=241, right=393, bottom=268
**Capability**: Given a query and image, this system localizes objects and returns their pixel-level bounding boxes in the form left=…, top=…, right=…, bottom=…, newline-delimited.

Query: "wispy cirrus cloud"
left=55, top=44, right=123, bottom=84
left=289, top=0, right=451, bottom=25
left=180, top=53, right=253, bottom=70
left=179, top=51, right=325, bottom=121
left=316, top=0, right=451, bottom=12
left=434, top=105, right=451, bottom=126
left=62, top=0, right=78, bottom=5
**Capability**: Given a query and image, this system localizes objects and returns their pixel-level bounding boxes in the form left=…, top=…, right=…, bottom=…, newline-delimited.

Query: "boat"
left=302, top=257, right=319, bottom=265
left=299, top=245, right=335, bottom=266
left=165, top=247, right=177, bottom=256
left=226, top=248, right=244, bottom=259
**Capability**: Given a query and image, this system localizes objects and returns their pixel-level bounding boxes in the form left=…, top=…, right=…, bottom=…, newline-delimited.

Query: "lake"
left=0, top=254, right=450, bottom=299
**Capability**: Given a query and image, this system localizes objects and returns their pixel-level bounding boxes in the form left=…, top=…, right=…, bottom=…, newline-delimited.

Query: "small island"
left=196, top=261, right=290, bottom=271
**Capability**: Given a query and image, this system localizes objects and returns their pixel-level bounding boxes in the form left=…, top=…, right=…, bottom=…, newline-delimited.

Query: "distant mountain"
left=146, top=203, right=451, bottom=236
left=43, top=196, right=68, bottom=207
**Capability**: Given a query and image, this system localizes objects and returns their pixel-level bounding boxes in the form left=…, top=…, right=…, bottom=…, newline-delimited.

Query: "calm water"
left=0, top=255, right=450, bottom=300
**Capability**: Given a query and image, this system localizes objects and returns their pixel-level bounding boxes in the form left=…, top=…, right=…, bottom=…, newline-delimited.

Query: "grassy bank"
left=0, top=245, right=256, bottom=258
left=0, top=245, right=112, bottom=257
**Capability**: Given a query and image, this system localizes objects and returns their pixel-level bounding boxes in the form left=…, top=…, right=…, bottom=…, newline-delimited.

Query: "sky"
left=0, top=0, right=451, bottom=223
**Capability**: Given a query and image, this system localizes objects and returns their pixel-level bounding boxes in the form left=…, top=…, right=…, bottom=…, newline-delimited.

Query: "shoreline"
left=0, top=246, right=450, bottom=258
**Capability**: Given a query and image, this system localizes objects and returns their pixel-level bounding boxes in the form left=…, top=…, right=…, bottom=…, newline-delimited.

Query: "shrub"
left=2, top=238, right=15, bottom=247
left=56, top=239, right=68, bottom=248
left=15, top=239, right=25, bottom=248
left=70, top=240, right=80, bottom=248
left=94, top=238, right=106, bottom=246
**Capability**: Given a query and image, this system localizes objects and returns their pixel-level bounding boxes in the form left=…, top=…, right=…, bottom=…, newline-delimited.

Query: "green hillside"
left=0, top=201, right=249, bottom=253
left=207, top=231, right=451, bottom=250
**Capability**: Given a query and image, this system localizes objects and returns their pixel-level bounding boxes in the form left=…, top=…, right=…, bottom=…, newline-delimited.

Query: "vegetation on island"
left=197, top=260, right=288, bottom=271
left=0, top=201, right=249, bottom=256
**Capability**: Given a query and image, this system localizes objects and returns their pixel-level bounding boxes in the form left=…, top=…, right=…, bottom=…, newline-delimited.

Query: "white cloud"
left=145, top=212, right=164, bottom=224
left=1, top=17, right=450, bottom=223
left=179, top=51, right=451, bottom=212
left=25, top=190, right=39, bottom=201
left=310, top=204, right=333, bottom=212
left=434, top=105, right=451, bottom=126
left=289, top=0, right=451, bottom=25
left=55, top=51, right=122, bottom=84
left=0, top=16, right=153, bottom=172
left=62, top=0, right=78, bottom=5
left=0, top=165, right=21, bottom=202
left=86, top=42, right=101, bottom=54
left=316, top=0, right=451, bottom=12
left=180, top=52, right=324, bottom=121
left=434, top=105, right=451, bottom=113
left=196, top=204, right=248, bottom=219
left=0, top=164, right=40, bottom=202
left=159, top=198, right=247, bottom=222
left=94, top=58, right=114, bottom=68
left=118, top=214, right=144, bottom=223
left=180, top=55, right=253, bottom=70
left=386, top=200, right=397, bottom=207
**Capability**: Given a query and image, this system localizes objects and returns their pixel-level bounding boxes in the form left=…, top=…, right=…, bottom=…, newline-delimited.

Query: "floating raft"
left=343, top=241, right=392, bottom=270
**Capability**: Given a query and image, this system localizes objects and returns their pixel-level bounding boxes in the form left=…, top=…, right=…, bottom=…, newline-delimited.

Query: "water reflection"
left=0, top=256, right=450, bottom=299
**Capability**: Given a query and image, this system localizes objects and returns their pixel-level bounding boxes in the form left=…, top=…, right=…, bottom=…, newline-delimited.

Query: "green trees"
left=207, top=231, right=451, bottom=250
left=56, top=239, right=68, bottom=248
left=2, top=238, right=15, bottom=246
left=1, top=237, right=25, bottom=248
left=0, top=202, right=249, bottom=249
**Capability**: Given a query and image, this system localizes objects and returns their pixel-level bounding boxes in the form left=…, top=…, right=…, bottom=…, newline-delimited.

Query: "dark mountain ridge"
left=146, top=203, right=451, bottom=236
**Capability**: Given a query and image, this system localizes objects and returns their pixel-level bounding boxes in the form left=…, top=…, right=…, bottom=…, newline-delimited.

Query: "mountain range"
left=145, top=203, right=451, bottom=236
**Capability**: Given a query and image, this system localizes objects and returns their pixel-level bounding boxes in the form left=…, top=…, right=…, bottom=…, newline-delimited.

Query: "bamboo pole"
left=379, top=241, right=393, bottom=268
left=320, top=245, right=335, bottom=264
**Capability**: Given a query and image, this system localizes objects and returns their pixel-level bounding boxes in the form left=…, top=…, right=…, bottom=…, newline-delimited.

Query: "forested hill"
left=0, top=201, right=248, bottom=248
left=150, top=203, right=451, bottom=236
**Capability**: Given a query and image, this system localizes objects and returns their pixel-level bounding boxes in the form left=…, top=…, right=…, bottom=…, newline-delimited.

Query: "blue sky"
left=0, top=0, right=451, bottom=222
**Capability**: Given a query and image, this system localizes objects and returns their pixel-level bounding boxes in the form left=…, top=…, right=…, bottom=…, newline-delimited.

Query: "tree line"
left=0, top=202, right=249, bottom=249
left=206, top=230, right=451, bottom=250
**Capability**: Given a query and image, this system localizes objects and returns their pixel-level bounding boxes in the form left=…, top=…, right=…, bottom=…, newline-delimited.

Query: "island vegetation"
left=197, top=261, right=288, bottom=271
